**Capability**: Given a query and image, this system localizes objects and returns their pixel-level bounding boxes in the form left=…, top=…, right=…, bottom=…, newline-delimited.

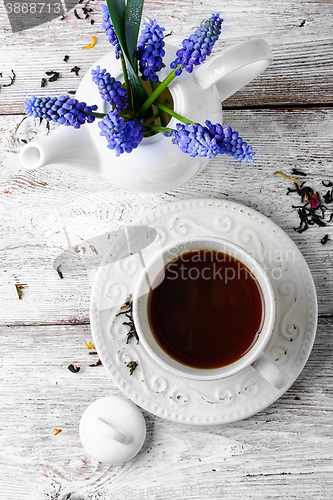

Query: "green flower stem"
left=121, top=55, right=133, bottom=111
left=154, top=102, right=195, bottom=125
left=92, top=112, right=107, bottom=119
left=92, top=111, right=135, bottom=121
left=143, top=112, right=160, bottom=127
left=150, top=124, right=172, bottom=134
left=137, top=66, right=181, bottom=119
left=151, top=80, right=167, bottom=127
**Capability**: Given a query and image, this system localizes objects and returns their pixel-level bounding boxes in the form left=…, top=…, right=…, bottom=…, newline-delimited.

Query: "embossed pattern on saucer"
left=90, top=199, right=318, bottom=425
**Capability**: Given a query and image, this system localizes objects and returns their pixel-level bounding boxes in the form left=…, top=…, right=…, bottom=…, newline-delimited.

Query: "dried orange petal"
left=82, top=36, right=97, bottom=49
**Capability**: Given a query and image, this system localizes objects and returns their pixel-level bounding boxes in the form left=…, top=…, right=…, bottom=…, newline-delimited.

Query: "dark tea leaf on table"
left=56, top=265, right=63, bottom=279
left=89, top=359, right=102, bottom=367
left=48, top=72, right=60, bottom=82
left=68, top=363, right=81, bottom=373
left=70, top=66, right=81, bottom=76
left=323, top=189, right=333, bottom=204
left=15, top=284, right=23, bottom=300
left=291, top=168, right=307, bottom=176
left=2, top=69, right=16, bottom=87
left=275, top=170, right=333, bottom=235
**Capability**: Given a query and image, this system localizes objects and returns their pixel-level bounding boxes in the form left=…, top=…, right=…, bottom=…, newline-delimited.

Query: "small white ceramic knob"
left=79, top=396, right=146, bottom=464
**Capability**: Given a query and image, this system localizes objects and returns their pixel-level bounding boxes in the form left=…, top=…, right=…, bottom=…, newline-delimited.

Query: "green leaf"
left=105, top=0, right=149, bottom=111
left=125, top=0, right=144, bottom=67
left=126, top=63, right=149, bottom=113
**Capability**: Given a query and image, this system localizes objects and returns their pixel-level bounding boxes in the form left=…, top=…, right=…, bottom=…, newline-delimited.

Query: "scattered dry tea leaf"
left=275, top=170, right=333, bottom=235
left=68, top=363, right=80, bottom=373
left=82, top=6, right=93, bottom=16
left=15, top=284, right=23, bottom=300
left=127, top=361, right=138, bottom=375
left=15, top=283, right=26, bottom=299
left=70, top=66, right=81, bottom=76
left=48, top=71, right=60, bottom=82
left=291, top=168, right=306, bottom=177
left=116, top=295, right=139, bottom=344
left=1, top=69, right=16, bottom=88
left=120, top=302, right=131, bottom=311
left=56, top=265, right=63, bottom=279
left=321, top=234, right=330, bottom=245
left=89, top=359, right=102, bottom=367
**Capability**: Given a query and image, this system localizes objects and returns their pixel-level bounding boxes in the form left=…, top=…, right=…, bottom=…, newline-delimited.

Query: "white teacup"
left=133, top=237, right=288, bottom=389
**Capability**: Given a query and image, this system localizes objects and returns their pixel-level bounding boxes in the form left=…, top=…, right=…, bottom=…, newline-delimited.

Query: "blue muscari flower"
left=98, top=109, right=145, bottom=156
left=136, top=19, right=166, bottom=82
left=171, top=122, right=219, bottom=159
left=91, top=66, right=130, bottom=111
left=101, top=5, right=121, bottom=59
left=170, top=13, right=223, bottom=75
left=24, top=95, right=97, bottom=128
left=205, top=121, right=255, bottom=163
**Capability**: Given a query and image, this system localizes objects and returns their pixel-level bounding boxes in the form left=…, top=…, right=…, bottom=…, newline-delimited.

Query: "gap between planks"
left=2, top=103, right=333, bottom=118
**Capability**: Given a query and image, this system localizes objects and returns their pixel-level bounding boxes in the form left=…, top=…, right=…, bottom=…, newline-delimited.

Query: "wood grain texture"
left=0, top=319, right=332, bottom=500
left=1, top=1, right=333, bottom=498
left=0, top=0, right=333, bottom=113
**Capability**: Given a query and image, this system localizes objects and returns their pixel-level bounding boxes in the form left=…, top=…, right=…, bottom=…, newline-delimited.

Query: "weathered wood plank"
left=0, top=0, right=332, bottom=112
left=1, top=108, right=332, bottom=324
left=0, top=318, right=332, bottom=499
left=1, top=2, right=332, bottom=499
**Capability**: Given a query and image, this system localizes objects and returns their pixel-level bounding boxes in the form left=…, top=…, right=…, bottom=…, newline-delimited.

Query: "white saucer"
left=90, top=199, right=318, bottom=425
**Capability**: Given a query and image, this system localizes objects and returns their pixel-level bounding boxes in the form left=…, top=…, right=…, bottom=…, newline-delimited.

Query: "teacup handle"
left=252, top=353, right=289, bottom=390
left=194, top=38, right=272, bottom=102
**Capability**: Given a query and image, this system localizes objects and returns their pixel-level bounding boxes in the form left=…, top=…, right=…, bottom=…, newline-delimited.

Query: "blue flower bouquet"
left=25, top=0, right=254, bottom=163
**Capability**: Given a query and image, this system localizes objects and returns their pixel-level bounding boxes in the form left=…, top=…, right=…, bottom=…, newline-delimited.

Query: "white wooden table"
left=1, top=1, right=332, bottom=499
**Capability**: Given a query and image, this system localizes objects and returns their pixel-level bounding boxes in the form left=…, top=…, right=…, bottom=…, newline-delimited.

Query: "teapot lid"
left=79, top=396, right=146, bottom=464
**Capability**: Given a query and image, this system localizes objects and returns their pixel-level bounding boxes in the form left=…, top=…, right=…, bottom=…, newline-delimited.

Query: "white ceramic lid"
left=79, top=396, right=146, bottom=464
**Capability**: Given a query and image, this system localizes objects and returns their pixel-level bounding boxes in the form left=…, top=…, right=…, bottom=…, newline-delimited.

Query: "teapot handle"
left=194, top=38, right=272, bottom=102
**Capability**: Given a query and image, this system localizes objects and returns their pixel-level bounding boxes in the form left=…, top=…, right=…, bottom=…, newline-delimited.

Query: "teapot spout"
left=19, top=124, right=99, bottom=171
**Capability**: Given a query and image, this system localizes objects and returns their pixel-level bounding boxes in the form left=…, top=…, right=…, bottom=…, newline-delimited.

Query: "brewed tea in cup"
left=147, top=248, right=264, bottom=370
left=133, top=237, right=276, bottom=381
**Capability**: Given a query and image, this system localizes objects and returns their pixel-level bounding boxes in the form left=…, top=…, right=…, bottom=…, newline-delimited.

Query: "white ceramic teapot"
left=20, top=39, right=272, bottom=193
